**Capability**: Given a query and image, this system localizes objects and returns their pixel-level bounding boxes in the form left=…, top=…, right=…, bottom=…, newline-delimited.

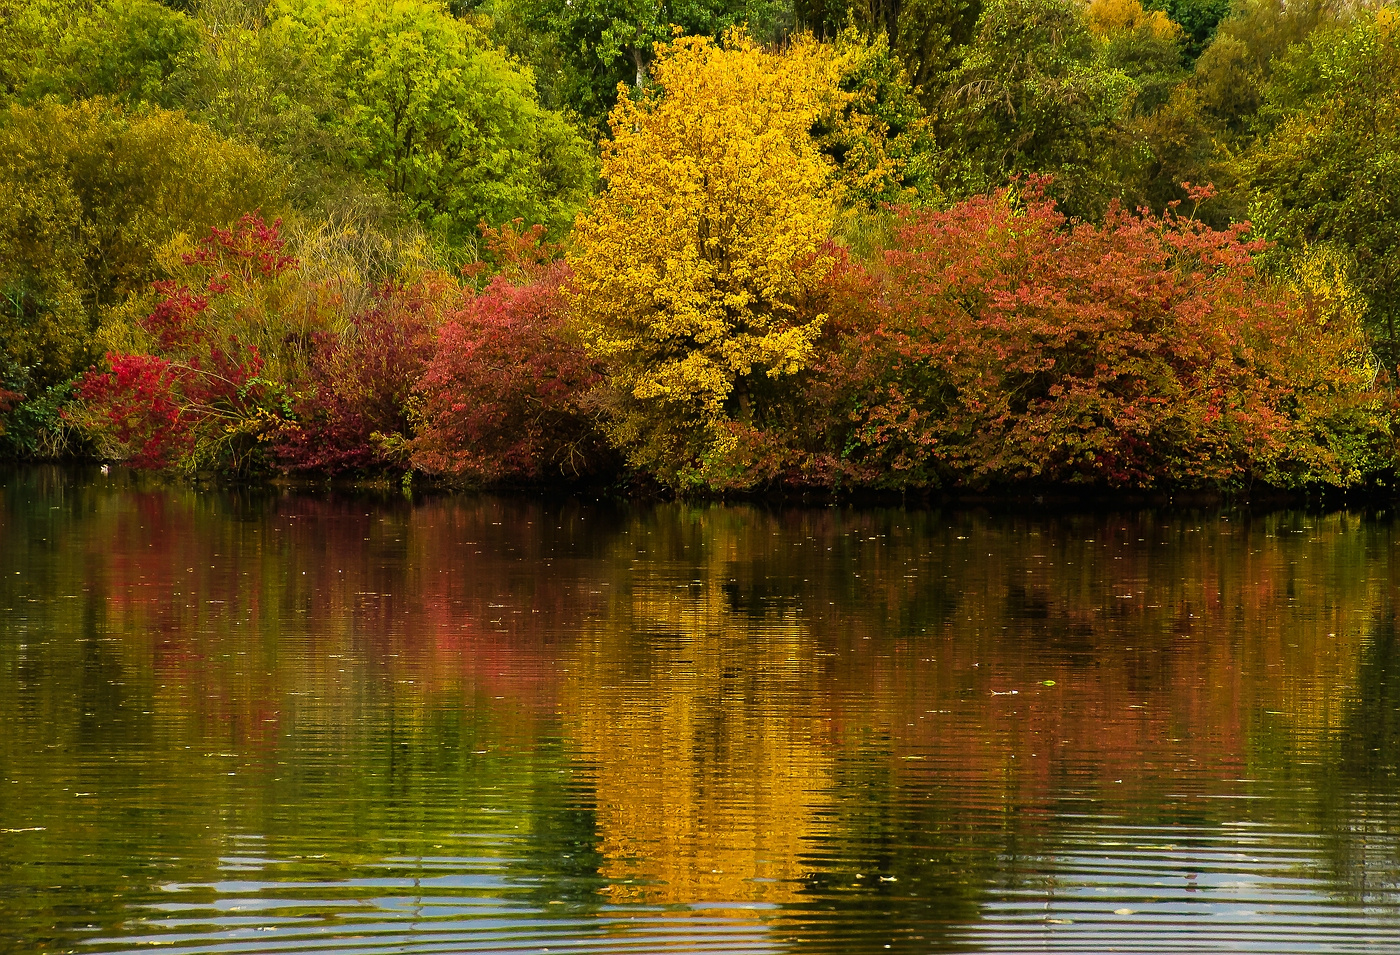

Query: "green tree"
left=1116, top=84, right=1235, bottom=219
left=938, top=0, right=1138, bottom=216
left=170, top=1, right=366, bottom=210
left=813, top=30, right=942, bottom=210
left=500, top=0, right=788, bottom=125
left=1246, top=10, right=1400, bottom=361
left=0, top=98, right=284, bottom=391
left=1192, top=0, right=1337, bottom=135
left=1084, top=0, right=1229, bottom=217
left=1144, top=0, right=1231, bottom=58
left=799, top=0, right=982, bottom=98
left=0, top=0, right=198, bottom=107
left=1090, top=0, right=1187, bottom=114
left=187, top=0, right=595, bottom=243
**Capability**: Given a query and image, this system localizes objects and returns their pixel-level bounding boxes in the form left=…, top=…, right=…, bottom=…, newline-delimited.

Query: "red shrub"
left=824, top=183, right=1391, bottom=489
left=182, top=215, right=298, bottom=279
left=411, top=262, right=608, bottom=484
left=76, top=215, right=291, bottom=474
left=273, top=281, right=439, bottom=475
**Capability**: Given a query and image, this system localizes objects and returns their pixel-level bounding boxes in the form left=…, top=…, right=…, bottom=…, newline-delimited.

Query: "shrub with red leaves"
left=411, top=261, right=609, bottom=484
left=76, top=214, right=292, bottom=474
left=273, top=281, right=440, bottom=475
left=182, top=215, right=298, bottom=280
left=77, top=354, right=186, bottom=468
left=823, top=182, right=1394, bottom=489
left=0, top=385, right=24, bottom=447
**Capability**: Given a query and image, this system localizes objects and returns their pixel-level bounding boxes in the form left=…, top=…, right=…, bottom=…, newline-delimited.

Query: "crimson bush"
left=76, top=215, right=291, bottom=474
left=411, top=260, right=609, bottom=484
left=823, top=183, right=1394, bottom=489
left=273, top=280, right=440, bottom=475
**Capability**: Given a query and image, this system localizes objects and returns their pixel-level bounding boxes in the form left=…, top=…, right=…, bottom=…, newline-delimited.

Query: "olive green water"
left=2, top=468, right=1399, bottom=954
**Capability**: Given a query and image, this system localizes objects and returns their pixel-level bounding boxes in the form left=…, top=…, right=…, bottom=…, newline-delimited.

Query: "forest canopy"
left=3, top=0, right=1398, bottom=495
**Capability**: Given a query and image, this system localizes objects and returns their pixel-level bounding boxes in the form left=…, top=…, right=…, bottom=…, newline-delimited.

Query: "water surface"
left=2, top=468, right=1399, bottom=953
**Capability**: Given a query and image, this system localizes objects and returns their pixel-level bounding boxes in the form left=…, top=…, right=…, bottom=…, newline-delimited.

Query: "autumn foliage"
left=824, top=182, right=1393, bottom=489
left=410, top=264, right=606, bottom=483
left=569, top=30, right=844, bottom=489
left=62, top=27, right=1400, bottom=495
left=77, top=215, right=430, bottom=477
left=77, top=215, right=292, bottom=473
left=9, top=0, right=1400, bottom=499
left=74, top=216, right=600, bottom=485
left=274, top=281, right=440, bottom=475
left=68, top=159, right=1399, bottom=495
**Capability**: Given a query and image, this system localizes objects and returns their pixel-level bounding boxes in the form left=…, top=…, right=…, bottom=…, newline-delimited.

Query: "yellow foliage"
left=1087, top=0, right=1183, bottom=39
left=1289, top=244, right=1368, bottom=330
left=568, top=30, right=844, bottom=488
left=1378, top=4, right=1398, bottom=35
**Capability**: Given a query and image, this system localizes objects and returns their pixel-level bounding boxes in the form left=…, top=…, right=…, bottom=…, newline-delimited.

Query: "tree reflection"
left=3, top=470, right=1400, bottom=953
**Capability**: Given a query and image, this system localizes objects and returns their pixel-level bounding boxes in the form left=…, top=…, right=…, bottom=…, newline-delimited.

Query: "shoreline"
left=4, top=462, right=1394, bottom=513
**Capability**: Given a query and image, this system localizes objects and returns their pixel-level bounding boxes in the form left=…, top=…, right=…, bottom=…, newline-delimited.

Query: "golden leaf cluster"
left=1087, top=0, right=1183, bottom=40
left=568, top=29, right=845, bottom=484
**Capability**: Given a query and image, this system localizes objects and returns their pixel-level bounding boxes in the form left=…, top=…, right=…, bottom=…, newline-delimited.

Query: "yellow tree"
left=569, top=30, right=844, bottom=490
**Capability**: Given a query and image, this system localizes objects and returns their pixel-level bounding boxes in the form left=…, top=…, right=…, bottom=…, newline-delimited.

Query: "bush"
left=413, top=227, right=606, bottom=484
left=0, top=0, right=199, bottom=108
left=274, top=278, right=444, bottom=475
left=825, top=182, right=1394, bottom=489
left=0, top=362, right=86, bottom=461
left=76, top=213, right=471, bottom=478
left=0, top=380, right=21, bottom=447
left=75, top=215, right=301, bottom=475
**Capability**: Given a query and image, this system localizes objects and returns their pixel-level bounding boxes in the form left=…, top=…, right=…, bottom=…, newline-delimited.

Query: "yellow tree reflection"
left=562, top=506, right=835, bottom=908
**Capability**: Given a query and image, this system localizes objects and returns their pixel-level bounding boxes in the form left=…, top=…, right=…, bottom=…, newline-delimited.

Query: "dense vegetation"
left=2, top=0, right=1397, bottom=494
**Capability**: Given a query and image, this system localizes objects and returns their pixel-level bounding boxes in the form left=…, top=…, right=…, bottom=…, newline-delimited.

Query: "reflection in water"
left=1, top=467, right=1399, bottom=953
left=565, top=510, right=835, bottom=915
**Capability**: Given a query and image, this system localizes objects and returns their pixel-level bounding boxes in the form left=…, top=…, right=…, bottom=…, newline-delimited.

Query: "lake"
left=2, top=467, right=1398, bottom=954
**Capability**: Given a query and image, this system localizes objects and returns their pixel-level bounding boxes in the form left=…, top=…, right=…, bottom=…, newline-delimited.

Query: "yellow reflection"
left=563, top=508, right=833, bottom=906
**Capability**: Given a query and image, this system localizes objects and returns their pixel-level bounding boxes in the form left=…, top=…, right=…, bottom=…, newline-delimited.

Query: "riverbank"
left=10, top=461, right=1398, bottom=519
